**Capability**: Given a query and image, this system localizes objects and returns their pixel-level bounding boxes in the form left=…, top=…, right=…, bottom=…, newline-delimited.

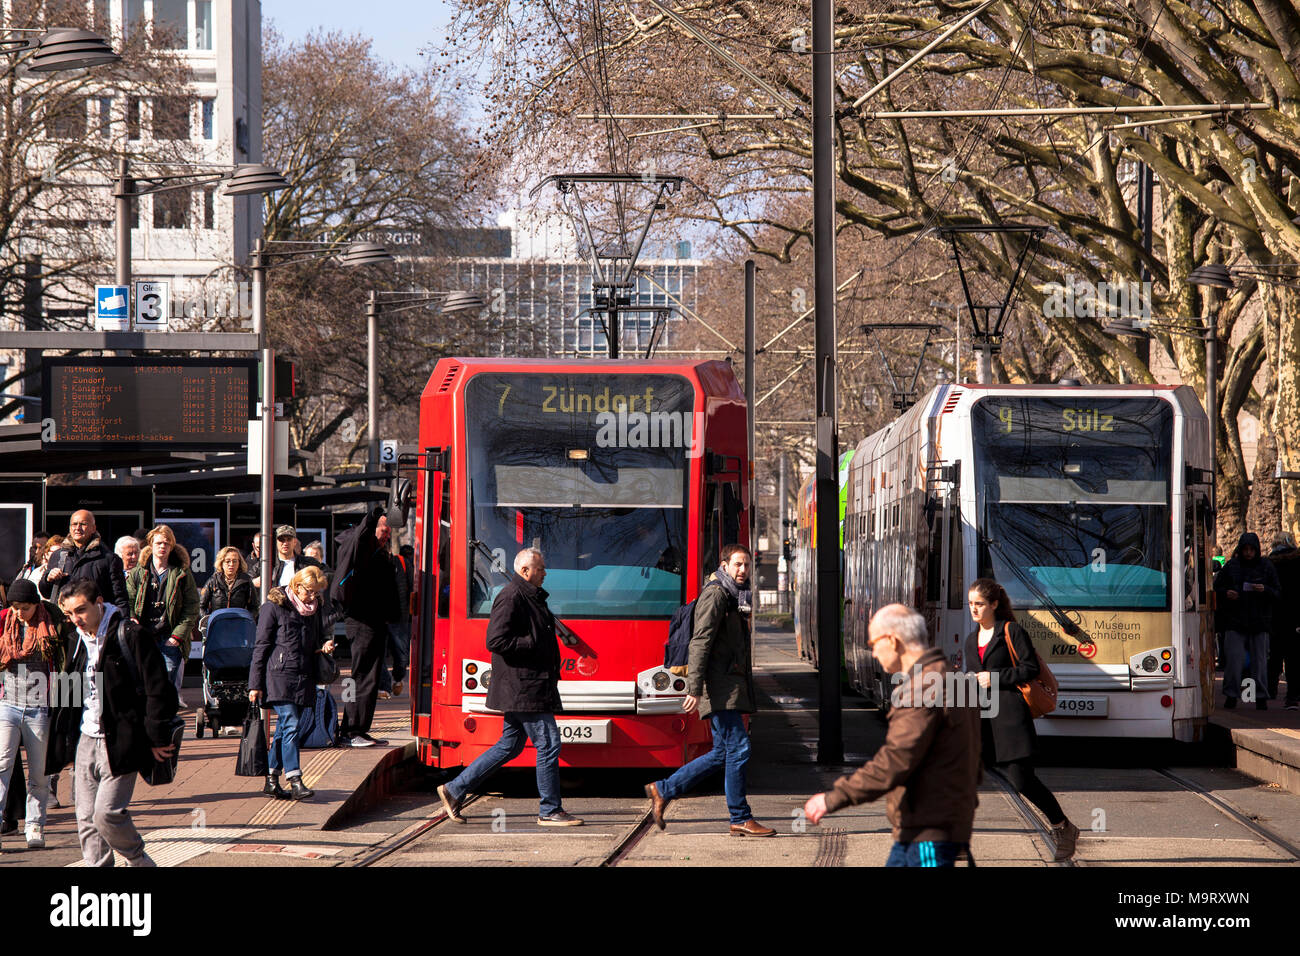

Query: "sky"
left=262, top=0, right=457, bottom=70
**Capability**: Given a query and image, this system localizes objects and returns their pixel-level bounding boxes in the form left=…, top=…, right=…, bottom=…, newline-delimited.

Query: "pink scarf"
left=287, top=588, right=317, bottom=617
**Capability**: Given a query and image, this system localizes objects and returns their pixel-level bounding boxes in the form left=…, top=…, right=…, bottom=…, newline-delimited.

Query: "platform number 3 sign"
left=380, top=440, right=398, bottom=465
left=134, top=281, right=169, bottom=331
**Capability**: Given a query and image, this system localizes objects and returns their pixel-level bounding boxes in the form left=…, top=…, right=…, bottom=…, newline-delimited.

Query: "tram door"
left=924, top=463, right=964, bottom=665
left=702, top=454, right=744, bottom=585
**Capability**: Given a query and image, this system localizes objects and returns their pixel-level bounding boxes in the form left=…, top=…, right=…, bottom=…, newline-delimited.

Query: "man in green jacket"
left=645, top=544, right=775, bottom=837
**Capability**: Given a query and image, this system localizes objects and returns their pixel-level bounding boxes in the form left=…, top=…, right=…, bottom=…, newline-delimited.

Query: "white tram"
left=840, top=382, right=1214, bottom=742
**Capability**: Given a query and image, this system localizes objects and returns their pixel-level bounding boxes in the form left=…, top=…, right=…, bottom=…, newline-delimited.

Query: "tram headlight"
left=652, top=671, right=671, bottom=691
left=480, top=669, right=491, bottom=689
left=1142, top=655, right=1158, bottom=672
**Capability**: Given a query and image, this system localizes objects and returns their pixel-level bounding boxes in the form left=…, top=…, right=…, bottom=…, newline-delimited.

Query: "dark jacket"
left=250, top=588, right=327, bottom=707
left=331, top=508, right=400, bottom=623
left=39, top=536, right=128, bottom=611
left=1269, top=547, right=1300, bottom=645
left=686, top=575, right=756, bottom=718
left=823, top=648, right=982, bottom=842
left=963, top=619, right=1040, bottom=764
left=1214, top=532, right=1280, bottom=635
left=125, top=549, right=201, bottom=658
left=200, top=571, right=260, bottom=616
left=45, top=606, right=177, bottom=776
left=484, top=573, right=562, bottom=714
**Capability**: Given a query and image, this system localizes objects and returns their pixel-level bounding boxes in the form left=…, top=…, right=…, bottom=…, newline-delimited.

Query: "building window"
left=195, top=1, right=214, bottom=50
left=153, top=97, right=192, bottom=140
left=201, top=98, right=214, bottom=139
left=153, top=187, right=191, bottom=229
left=153, top=0, right=189, bottom=48
left=97, top=96, right=112, bottom=139
left=127, top=96, right=141, bottom=141
left=92, top=0, right=110, bottom=30
left=48, top=98, right=87, bottom=140
left=126, top=0, right=147, bottom=41
left=203, top=186, right=215, bottom=229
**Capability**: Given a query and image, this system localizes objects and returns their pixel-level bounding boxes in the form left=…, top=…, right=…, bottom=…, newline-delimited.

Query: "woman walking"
left=964, top=577, right=1079, bottom=861
left=0, top=579, right=71, bottom=849
left=248, top=567, right=334, bottom=801
left=200, top=547, right=260, bottom=616
left=126, top=526, right=200, bottom=711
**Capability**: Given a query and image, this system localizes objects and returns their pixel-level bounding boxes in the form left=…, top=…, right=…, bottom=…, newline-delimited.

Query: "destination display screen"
left=42, top=358, right=258, bottom=450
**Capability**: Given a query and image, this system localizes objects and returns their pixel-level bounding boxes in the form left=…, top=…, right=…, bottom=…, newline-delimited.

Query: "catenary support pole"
left=813, top=0, right=843, bottom=765
left=252, top=239, right=274, bottom=602
left=367, top=291, right=379, bottom=470
left=745, top=260, right=757, bottom=552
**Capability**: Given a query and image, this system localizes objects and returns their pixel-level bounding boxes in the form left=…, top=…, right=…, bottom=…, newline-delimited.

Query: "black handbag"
left=235, top=709, right=269, bottom=777
left=316, top=648, right=340, bottom=685
left=141, top=717, right=186, bottom=786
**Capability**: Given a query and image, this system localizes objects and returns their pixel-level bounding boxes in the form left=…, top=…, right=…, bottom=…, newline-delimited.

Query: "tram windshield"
left=465, top=372, right=694, bottom=618
left=973, top=396, right=1173, bottom=610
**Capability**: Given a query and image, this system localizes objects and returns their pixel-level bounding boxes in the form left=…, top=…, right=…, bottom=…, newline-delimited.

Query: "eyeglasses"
left=868, top=632, right=894, bottom=649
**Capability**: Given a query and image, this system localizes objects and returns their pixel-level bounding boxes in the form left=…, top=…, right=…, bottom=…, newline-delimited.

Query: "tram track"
left=1152, top=767, right=1300, bottom=862
left=350, top=795, right=482, bottom=868
left=988, top=769, right=1079, bottom=867
left=600, top=809, right=656, bottom=867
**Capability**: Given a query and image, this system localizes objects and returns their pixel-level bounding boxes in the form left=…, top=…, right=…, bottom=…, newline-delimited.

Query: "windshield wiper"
left=470, top=537, right=578, bottom=647
left=980, top=505, right=1091, bottom=643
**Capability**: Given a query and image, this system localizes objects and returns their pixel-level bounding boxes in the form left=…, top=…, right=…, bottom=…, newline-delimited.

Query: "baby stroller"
left=196, top=607, right=256, bottom=738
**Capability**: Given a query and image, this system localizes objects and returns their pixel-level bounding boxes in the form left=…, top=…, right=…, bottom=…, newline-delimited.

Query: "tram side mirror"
left=388, top=477, right=415, bottom=528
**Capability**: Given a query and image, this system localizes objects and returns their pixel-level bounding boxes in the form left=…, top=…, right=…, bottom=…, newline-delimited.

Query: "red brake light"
left=1160, top=695, right=1173, bottom=708
left=466, top=678, right=478, bottom=690
left=1161, top=663, right=1171, bottom=673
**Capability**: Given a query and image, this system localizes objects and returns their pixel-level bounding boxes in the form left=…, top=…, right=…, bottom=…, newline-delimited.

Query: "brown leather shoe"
left=645, top=782, right=670, bottom=830
left=729, top=819, right=776, bottom=837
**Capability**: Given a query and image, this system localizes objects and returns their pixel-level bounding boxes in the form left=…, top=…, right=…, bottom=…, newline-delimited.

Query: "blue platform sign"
left=95, top=285, right=130, bottom=330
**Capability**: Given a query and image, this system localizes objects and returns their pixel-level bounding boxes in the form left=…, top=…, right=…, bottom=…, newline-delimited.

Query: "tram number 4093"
left=1052, top=696, right=1108, bottom=717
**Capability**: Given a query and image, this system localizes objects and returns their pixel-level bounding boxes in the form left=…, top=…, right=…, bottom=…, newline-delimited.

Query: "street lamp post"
left=1, top=27, right=119, bottom=70
left=248, top=240, right=395, bottom=600
left=363, top=288, right=486, bottom=470
left=1188, top=264, right=1232, bottom=486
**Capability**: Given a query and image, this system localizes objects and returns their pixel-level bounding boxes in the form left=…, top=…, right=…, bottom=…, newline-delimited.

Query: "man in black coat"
left=1267, top=533, right=1300, bottom=709
left=49, top=580, right=177, bottom=867
left=436, top=548, right=583, bottom=827
left=331, top=508, right=401, bottom=745
left=1214, top=531, right=1281, bottom=709
left=40, top=510, right=128, bottom=612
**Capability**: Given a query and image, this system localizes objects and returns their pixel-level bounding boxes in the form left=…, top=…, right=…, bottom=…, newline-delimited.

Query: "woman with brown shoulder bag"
left=964, top=577, right=1079, bottom=861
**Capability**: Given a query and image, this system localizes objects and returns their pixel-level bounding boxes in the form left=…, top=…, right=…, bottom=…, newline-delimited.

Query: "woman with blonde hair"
left=248, top=566, right=335, bottom=800
left=126, top=524, right=200, bottom=710
left=199, top=546, right=259, bottom=616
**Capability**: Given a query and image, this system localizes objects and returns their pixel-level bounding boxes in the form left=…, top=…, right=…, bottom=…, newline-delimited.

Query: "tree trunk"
left=1247, top=429, right=1282, bottom=544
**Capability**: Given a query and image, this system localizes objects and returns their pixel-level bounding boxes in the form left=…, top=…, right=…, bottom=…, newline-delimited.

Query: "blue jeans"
left=0, top=702, right=49, bottom=831
left=886, top=841, right=968, bottom=867
left=1225, top=630, right=1270, bottom=700
left=445, top=712, right=563, bottom=817
left=268, top=703, right=305, bottom=778
left=159, top=642, right=185, bottom=705
left=379, top=620, right=410, bottom=693
left=655, top=710, right=753, bottom=824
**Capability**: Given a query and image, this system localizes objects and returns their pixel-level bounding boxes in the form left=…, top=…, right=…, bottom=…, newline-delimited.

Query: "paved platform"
left=0, top=672, right=416, bottom=867
left=1210, top=674, right=1300, bottom=795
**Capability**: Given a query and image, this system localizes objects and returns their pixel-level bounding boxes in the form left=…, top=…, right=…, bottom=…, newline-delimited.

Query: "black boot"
left=288, top=776, right=314, bottom=800
left=264, top=772, right=289, bottom=800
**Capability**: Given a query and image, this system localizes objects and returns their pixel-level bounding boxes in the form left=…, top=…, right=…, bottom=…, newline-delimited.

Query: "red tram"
left=404, top=358, right=749, bottom=769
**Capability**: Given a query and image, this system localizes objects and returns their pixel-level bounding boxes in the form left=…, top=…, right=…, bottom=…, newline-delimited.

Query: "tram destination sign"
left=42, top=358, right=258, bottom=450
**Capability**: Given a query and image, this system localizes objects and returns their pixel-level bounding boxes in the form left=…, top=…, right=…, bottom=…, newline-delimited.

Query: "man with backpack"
left=49, top=580, right=177, bottom=867
left=645, top=544, right=774, bottom=837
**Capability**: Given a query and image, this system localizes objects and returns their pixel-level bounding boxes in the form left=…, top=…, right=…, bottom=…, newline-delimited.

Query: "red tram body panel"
left=407, top=358, right=749, bottom=769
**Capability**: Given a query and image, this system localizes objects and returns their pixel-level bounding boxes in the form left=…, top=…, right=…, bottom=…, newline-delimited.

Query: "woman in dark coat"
left=964, top=577, right=1079, bottom=861
left=199, top=547, right=260, bottom=616
left=248, top=567, right=333, bottom=801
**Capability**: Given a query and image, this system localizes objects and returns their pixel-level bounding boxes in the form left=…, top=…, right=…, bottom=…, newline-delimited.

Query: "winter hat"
left=7, top=578, right=39, bottom=605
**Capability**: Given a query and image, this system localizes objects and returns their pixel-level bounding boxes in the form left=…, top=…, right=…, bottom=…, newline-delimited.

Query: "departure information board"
left=42, top=358, right=258, bottom=450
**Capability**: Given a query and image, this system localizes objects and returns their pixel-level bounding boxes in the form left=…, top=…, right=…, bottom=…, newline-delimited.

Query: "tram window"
left=1195, top=495, right=1209, bottom=606
left=722, top=481, right=742, bottom=545
left=926, top=497, right=942, bottom=602
left=437, top=475, right=451, bottom=618
left=947, top=501, right=963, bottom=610
left=703, top=483, right=719, bottom=576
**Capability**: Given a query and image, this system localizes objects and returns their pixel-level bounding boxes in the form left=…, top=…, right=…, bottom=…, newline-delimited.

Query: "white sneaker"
left=378, top=689, right=392, bottom=700
left=348, top=735, right=377, bottom=747
left=26, top=827, right=44, bottom=849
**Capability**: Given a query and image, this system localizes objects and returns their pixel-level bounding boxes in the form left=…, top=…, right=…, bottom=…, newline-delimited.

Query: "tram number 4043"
left=557, top=720, right=612, bottom=743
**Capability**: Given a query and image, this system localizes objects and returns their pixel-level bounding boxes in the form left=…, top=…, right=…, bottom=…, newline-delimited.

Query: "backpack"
left=299, top=686, right=339, bottom=749
left=663, top=582, right=720, bottom=675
